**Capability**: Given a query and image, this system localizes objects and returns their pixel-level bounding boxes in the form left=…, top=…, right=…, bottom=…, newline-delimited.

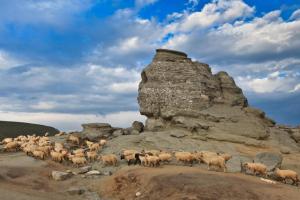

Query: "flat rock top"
left=82, top=123, right=112, bottom=128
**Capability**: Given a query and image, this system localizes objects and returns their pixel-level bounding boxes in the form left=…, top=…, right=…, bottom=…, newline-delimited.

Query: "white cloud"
left=135, top=0, right=158, bottom=8
left=0, top=0, right=92, bottom=27
left=168, top=0, right=254, bottom=32
left=110, top=81, right=139, bottom=93
left=0, top=111, right=146, bottom=131
left=290, top=9, right=300, bottom=20
left=0, top=50, right=24, bottom=70
left=290, top=83, right=300, bottom=92
left=237, top=71, right=299, bottom=93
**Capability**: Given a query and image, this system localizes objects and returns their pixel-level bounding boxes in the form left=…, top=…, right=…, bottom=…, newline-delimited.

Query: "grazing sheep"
left=4, top=141, right=19, bottom=152
left=208, top=156, right=226, bottom=172
left=73, top=148, right=85, bottom=154
left=158, top=153, right=172, bottom=163
left=69, top=155, right=87, bottom=167
left=32, top=150, right=46, bottom=160
left=100, top=154, right=118, bottom=166
left=89, top=143, right=101, bottom=152
left=275, top=168, right=299, bottom=186
left=120, top=153, right=136, bottom=165
left=122, top=149, right=138, bottom=157
left=145, top=154, right=160, bottom=167
left=86, top=151, right=98, bottom=162
left=36, top=146, right=52, bottom=156
left=54, top=143, right=64, bottom=152
left=243, top=162, right=267, bottom=177
left=50, top=151, right=64, bottom=162
left=67, top=135, right=80, bottom=145
left=175, top=152, right=195, bottom=165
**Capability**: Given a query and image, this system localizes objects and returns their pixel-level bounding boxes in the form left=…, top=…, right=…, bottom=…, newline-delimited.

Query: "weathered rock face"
left=138, top=49, right=247, bottom=119
left=81, top=123, right=115, bottom=141
left=138, top=49, right=274, bottom=140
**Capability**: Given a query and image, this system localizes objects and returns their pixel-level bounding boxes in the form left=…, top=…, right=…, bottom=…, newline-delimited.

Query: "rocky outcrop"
left=254, top=152, right=283, bottom=171
left=81, top=123, right=115, bottom=141
left=138, top=49, right=274, bottom=140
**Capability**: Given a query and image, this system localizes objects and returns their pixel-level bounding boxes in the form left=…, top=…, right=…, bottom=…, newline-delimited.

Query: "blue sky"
left=0, top=0, right=300, bottom=130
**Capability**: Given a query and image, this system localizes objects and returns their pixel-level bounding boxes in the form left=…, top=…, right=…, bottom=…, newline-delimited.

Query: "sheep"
left=158, top=153, right=172, bottom=163
left=145, top=154, right=160, bottom=167
left=54, top=143, right=64, bottom=152
left=218, top=153, right=232, bottom=162
left=32, top=150, right=46, bottom=160
left=208, top=156, right=226, bottom=172
left=243, top=162, right=267, bottom=177
left=23, top=145, right=36, bottom=156
left=120, top=153, right=137, bottom=165
left=99, top=139, right=107, bottom=146
left=275, top=168, right=299, bottom=186
left=67, top=135, right=80, bottom=145
left=1, top=138, right=13, bottom=144
left=4, top=141, right=19, bottom=152
left=69, top=155, right=87, bottom=167
left=175, top=152, right=195, bottom=166
left=50, top=151, right=64, bottom=163
left=145, top=150, right=160, bottom=156
left=36, top=145, right=52, bottom=156
left=121, top=149, right=138, bottom=157
left=100, top=154, right=118, bottom=166
left=86, top=151, right=98, bottom=162
left=89, top=143, right=101, bottom=152
left=197, top=151, right=218, bottom=164
left=73, top=148, right=85, bottom=154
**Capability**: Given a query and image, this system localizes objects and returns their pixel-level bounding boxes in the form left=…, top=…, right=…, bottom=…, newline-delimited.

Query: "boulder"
left=280, top=147, right=290, bottom=154
left=291, top=130, right=300, bottom=143
left=226, top=155, right=252, bottom=173
left=170, top=130, right=187, bottom=138
left=137, top=49, right=272, bottom=139
left=78, top=166, right=92, bottom=174
left=67, top=187, right=86, bottom=195
left=254, top=152, right=283, bottom=171
left=52, top=171, right=72, bottom=181
left=112, top=129, right=124, bottom=137
left=81, top=123, right=114, bottom=141
left=86, top=170, right=101, bottom=176
left=131, top=121, right=144, bottom=133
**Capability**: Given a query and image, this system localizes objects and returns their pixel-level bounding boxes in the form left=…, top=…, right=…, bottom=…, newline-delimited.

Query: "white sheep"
left=158, top=153, right=172, bottom=163
left=145, top=154, right=160, bottom=167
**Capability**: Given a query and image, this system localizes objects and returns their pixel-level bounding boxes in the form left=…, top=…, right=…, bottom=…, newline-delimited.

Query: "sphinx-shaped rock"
left=138, top=49, right=273, bottom=140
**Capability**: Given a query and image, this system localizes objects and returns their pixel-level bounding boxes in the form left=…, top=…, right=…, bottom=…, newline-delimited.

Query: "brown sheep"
left=32, top=150, right=46, bottom=160
left=158, top=153, right=172, bottom=163
left=243, top=162, right=267, bottom=177
left=4, top=141, right=19, bottom=152
left=86, top=151, right=98, bottom=162
left=275, top=168, right=299, bottom=185
left=50, top=151, right=64, bottom=162
left=208, top=156, right=226, bottom=172
left=100, top=154, right=118, bottom=166
left=175, top=152, right=195, bottom=165
left=67, top=135, right=80, bottom=145
left=69, top=155, right=87, bottom=167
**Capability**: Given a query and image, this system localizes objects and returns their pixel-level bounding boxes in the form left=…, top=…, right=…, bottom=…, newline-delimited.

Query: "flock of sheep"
left=0, top=133, right=299, bottom=186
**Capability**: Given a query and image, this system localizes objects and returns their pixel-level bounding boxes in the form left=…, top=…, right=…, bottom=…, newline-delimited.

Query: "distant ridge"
left=0, top=121, right=59, bottom=139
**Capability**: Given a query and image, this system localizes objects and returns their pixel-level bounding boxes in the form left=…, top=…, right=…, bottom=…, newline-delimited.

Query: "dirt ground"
left=97, top=166, right=300, bottom=200
left=1, top=151, right=300, bottom=200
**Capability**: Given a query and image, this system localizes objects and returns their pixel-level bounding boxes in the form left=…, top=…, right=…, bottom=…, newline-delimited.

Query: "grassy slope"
left=0, top=121, right=59, bottom=139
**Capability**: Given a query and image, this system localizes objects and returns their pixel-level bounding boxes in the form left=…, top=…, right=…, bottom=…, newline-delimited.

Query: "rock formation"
left=138, top=49, right=275, bottom=140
